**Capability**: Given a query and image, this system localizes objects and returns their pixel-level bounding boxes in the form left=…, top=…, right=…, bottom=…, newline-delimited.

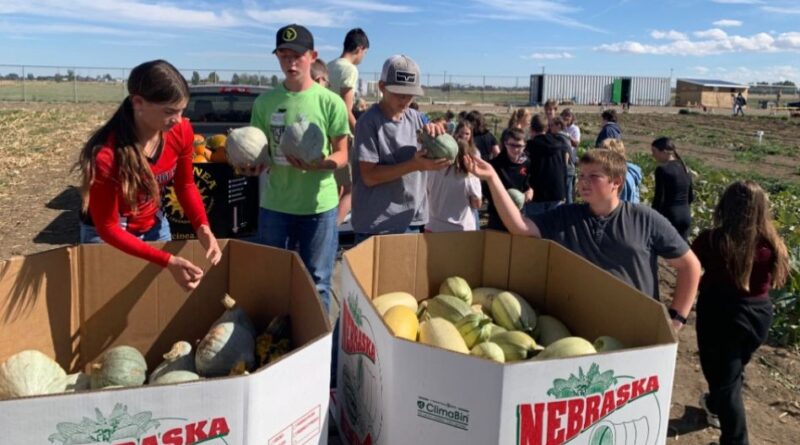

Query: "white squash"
left=226, top=126, right=270, bottom=169
left=0, top=350, right=67, bottom=399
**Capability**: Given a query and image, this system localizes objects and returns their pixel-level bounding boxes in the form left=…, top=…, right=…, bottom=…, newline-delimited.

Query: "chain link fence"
left=0, top=64, right=530, bottom=105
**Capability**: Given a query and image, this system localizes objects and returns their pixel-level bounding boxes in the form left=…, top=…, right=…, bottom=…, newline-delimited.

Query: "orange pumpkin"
left=210, top=146, right=228, bottom=163
left=193, top=134, right=205, bottom=146
left=193, top=154, right=209, bottom=163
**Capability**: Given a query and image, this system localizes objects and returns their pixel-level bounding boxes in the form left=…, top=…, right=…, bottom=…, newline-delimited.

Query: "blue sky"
left=1, top=0, right=799, bottom=85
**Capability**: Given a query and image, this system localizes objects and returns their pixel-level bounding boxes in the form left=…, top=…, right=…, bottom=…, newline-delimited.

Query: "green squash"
left=148, top=341, right=196, bottom=384
left=195, top=295, right=256, bottom=377
left=278, top=116, right=326, bottom=164
left=0, top=350, right=67, bottom=399
left=152, top=370, right=201, bottom=385
left=507, top=188, right=525, bottom=210
left=62, top=372, right=91, bottom=393
left=419, top=131, right=458, bottom=162
left=90, top=345, right=147, bottom=389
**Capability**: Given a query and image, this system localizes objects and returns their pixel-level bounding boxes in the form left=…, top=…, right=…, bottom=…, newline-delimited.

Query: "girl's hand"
left=196, top=225, right=222, bottom=265
left=464, top=155, right=496, bottom=181
left=166, top=255, right=204, bottom=291
left=413, top=150, right=451, bottom=171
left=524, top=188, right=534, bottom=203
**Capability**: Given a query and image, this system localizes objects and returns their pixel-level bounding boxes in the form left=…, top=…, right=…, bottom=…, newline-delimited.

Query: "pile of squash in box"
left=0, top=296, right=291, bottom=400
left=376, top=276, right=626, bottom=363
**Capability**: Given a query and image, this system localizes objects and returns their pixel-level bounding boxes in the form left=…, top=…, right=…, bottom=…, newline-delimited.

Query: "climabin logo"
left=48, top=404, right=230, bottom=445
left=340, top=294, right=384, bottom=445
left=416, top=396, right=470, bottom=431
left=516, top=363, right=663, bottom=445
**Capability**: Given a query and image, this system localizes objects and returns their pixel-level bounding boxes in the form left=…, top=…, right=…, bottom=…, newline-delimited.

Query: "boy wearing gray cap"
left=351, top=55, right=450, bottom=241
left=250, top=24, right=350, bottom=312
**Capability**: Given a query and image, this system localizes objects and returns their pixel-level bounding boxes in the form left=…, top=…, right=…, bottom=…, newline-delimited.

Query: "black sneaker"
left=699, top=393, right=721, bottom=429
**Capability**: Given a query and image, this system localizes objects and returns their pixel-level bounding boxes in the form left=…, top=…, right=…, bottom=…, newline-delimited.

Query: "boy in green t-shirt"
left=250, top=23, right=350, bottom=312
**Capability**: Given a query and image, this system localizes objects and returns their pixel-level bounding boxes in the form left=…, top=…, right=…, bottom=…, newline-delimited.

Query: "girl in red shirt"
left=692, top=180, right=789, bottom=445
left=75, top=60, right=220, bottom=290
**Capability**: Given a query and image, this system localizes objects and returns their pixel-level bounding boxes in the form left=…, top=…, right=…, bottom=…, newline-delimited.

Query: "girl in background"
left=692, top=180, right=789, bottom=445
left=454, top=121, right=483, bottom=228
left=425, top=140, right=482, bottom=232
left=501, top=107, right=531, bottom=146
left=76, top=60, right=221, bottom=291
left=651, top=136, right=694, bottom=239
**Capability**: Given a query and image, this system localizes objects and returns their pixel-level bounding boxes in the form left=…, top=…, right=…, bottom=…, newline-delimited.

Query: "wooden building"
left=675, top=78, right=748, bottom=108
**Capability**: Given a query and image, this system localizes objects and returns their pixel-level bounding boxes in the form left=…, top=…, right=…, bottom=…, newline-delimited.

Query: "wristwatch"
left=668, top=308, right=687, bottom=325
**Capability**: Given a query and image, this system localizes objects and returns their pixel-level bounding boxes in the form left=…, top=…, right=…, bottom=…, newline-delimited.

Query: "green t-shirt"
left=251, top=82, right=350, bottom=215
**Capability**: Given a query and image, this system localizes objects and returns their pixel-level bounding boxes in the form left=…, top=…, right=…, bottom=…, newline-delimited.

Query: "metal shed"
left=529, top=74, right=671, bottom=106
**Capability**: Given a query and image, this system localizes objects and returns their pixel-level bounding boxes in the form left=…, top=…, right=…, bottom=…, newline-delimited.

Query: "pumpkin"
left=419, top=131, right=458, bottom=162
left=195, top=295, right=256, bottom=377
left=148, top=341, right=196, bottom=384
left=210, top=145, right=228, bottom=163
left=0, top=350, right=67, bottom=399
left=152, top=370, right=201, bottom=385
left=90, top=345, right=147, bottom=389
left=278, top=116, right=325, bottom=164
left=226, top=126, right=270, bottom=169
left=206, top=134, right=227, bottom=150
left=193, top=154, right=209, bottom=163
left=193, top=134, right=207, bottom=156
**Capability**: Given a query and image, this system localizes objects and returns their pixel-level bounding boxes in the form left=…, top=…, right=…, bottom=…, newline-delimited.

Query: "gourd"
left=152, top=371, right=201, bottom=385
left=535, top=337, right=597, bottom=360
left=419, top=318, right=469, bottom=354
left=90, top=345, right=147, bottom=389
left=419, top=131, right=458, bottom=162
left=148, top=341, right=196, bottom=384
left=421, top=294, right=473, bottom=324
left=372, top=292, right=418, bottom=316
left=454, top=313, right=492, bottom=348
left=226, top=126, right=270, bottom=169
left=383, top=306, right=419, bottom=341
left=471, top=287, right=502, bottom=314
left=195, top=295, right=256, bottom=377
left=279, top=116, right=325, bottom=163
left=207, top=134, right=228, bottom=163
left=0, top=350, right=67, bottom=399
left=534, top=315, right=572, bottom=346
left=508, top=188, right=525, bottom=210
left=193, top=134, right=207, bottom=156
left=470, top=342, right=505, bottom=363
left=594, top=335, right=625, bottom=352
left=490, top=331, right=541, bottom=362
left=439, top=276, right=472, bottom=306
left=62, top=372, right=91, bottom=392
left=491, top=291, right=537, bottom=333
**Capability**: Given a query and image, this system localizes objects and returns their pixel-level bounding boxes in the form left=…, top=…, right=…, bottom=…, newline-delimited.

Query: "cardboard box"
left=164, top=163, right=259, bottom=240
left=0, top=240, right=331, bottom=445
left=335, top=231, right=678, bottom=445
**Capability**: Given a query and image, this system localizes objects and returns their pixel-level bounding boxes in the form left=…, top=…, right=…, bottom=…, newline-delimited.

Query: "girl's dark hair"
left=711, top=180, right=789, bottom=291
left=601, top=109, right=617, bottom=122
left=530, top=114, right=547, bottom=133
left=465, top=110, right=488, bottom=134
left=76, top=59, right=189, bottom=212
left=651, top=136, right=689, bottom=174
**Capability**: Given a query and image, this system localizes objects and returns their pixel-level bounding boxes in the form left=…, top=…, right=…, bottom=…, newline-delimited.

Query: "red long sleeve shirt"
left=88, top=119, right=209, bottom=267
left=691, top=229, right=774, bottom=300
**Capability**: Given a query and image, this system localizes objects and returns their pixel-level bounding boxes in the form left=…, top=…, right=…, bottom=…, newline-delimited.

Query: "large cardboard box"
left=0, top=240, right=330, bottom=445
left=165, top=163, right=259, bottom=240
left=335, top=231, right=678, bottom=445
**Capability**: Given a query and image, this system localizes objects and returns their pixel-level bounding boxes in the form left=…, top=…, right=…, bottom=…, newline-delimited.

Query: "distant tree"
left=773, top=80, right=796, bottom=87
left=5, top=73, right=20, bottom=80
left=66, top=70, right=75, bottom=82
left=231, top=73, right=241, bottom=85
left=26, top=73, right=34, bottom=81
left=191, top=71, right=201, bottom=85
left=208, top=71, right=219, bottom=83
left=54, top=72, right=64, bottom=83
left=270, top=75, right=279, bottom=87
left=104, top=73, right=113, bottom=82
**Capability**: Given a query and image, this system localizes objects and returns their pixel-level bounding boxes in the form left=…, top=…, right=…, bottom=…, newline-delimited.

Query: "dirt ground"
left=0, top=102, right=797, bottom=444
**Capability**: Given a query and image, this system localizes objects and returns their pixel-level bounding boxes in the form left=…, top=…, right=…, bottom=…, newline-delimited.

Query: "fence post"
left=73, top=67, right=78, bottom=103
left=482, top=76, right=486, bottom=104
left=22, top=66, right=26, bottom=102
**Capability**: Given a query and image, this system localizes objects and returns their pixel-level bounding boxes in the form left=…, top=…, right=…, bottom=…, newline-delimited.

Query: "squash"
left=0, top=350, right=67, bottom=399
left=195, top=294, right=256, bottom=377
left=508, top=188, right=525, bottom=210
left=534, top=315, right=572, bottom=346
left=383, top=305, right=419, bottom=341
left=372, top=291, right=418, bottom=316
left=148, top=341, right=196, bottom=384
left=62, top=372, right=91, bottom=393
left=419, top=318, right=469, bottom=354
left=278, top=116, right=325, bottom=163
left=419, top=131, right=458, bottom=162
left=206, top=134, right=227, bottom=150
left=193, top=134, right=207, bottom=156
left=226, top=126, right=270, bottom=169
left=209, top=145, right=228, bottom=163
left=439, top=276, right=472, bottom=306
left=193, top=154, right=209, bottom=163
left=90, top=345, right=147, bottom=389
left=152, top=370, right=201, bottom=385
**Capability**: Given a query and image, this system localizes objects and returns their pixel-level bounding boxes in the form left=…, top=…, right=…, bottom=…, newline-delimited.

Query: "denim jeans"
left=565, top=172, right=576, bottom=204
left=258, top=207, right=338, bottom=314
left=353, top=225, right=424, bottom=245
left=523, top=201, right=562, bottom=219
left=79, top=211, right=172, bottom=244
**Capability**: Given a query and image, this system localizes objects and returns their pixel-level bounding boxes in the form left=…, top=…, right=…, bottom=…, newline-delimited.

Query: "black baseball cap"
left=273, top=24, right=314, bottom=54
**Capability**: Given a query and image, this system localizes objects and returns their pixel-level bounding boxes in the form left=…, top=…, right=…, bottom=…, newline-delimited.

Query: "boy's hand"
left=413, top=150, right=450, bottom=171
left=422, top=122, right=446, bottom=138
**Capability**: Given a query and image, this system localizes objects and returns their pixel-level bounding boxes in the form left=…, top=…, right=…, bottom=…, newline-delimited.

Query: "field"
left=0, top=101, right=798, bottom=444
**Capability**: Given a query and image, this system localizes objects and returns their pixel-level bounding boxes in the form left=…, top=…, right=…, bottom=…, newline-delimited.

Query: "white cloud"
left=651, top=30, right=687, bottom=40
left=705, top=65, right=800, bottom=85
left=471, top=0, right=603, bottom=32
left=523, top=52, right=574, bottom=60
left=596, top=29, right=799, bottom=56
left=761, top=6, right=800, bottom=14
left=694, top=28, right=728, bottom=40
left=326, top=0, right=417, bottom=13
left=245, top=8, right=346, bottom=28
left=712, top=19, right=742, bottom=27
left=693, top=66, right=710, bottom=74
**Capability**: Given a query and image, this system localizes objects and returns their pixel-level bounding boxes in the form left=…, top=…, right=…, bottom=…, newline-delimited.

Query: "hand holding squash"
left=412, top=150, right=451, bottom=172
left=196, top=225, right=221, bottom=266
left=166, top=255, right=204, bottom=291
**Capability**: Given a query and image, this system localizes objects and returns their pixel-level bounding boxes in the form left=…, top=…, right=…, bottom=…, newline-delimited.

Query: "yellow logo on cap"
left=283, top=28, right=297, bottom=41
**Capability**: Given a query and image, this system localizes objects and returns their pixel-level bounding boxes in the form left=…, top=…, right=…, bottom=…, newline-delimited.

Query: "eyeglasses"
left=577, top=173, right=609, bottom=183
left=506, top=143, right=525, bottom=149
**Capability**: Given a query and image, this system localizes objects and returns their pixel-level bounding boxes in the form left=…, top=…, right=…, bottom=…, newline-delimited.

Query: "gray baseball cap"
left=380, top=55, right=424, bottom=96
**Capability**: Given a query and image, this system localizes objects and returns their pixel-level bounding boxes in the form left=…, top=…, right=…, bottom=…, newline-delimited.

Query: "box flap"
left=507, top=235, right=550, bottom=309
left=413, top=232, right=485, bottom=299
left=342, top=237, right=376, bottom=301
left=545, top=243, right=677, bottom=346
left=0, top=248, right=77, bottom=370
left=481, top=231, right=512, bottom=289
